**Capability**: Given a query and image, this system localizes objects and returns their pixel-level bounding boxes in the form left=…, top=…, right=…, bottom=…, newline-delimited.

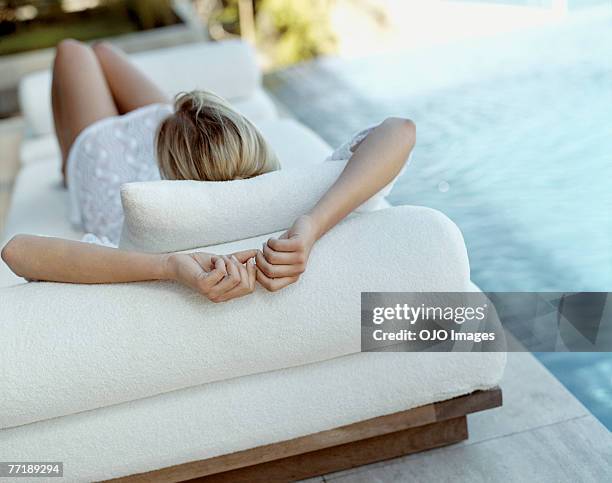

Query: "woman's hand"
left=255, top=118, right=414, bottom=294
left=165, top=249, right=257, bottom=302
left=0, top=235, right=258, bottom=303
left=256, top=215, right=319, bottom=292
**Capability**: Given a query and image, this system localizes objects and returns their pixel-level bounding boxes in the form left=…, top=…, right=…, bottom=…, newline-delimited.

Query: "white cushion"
left=19, top=40, right=265, bottom=137
left=231, top=88, right=279, bottom=124
left=19, top=134, right=60, bottom=166
left=0, top=205, right=472, bottom=428
left=119, top=163, right=345, bottom=252
left=256, top=118, right=332, bottom=169
left=0, top=349, right=505, bottom=481
left=1, top=159, right=79, bottom=241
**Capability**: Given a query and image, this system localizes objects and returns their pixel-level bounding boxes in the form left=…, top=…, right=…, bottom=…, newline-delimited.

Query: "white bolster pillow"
left=19, top=40, right=260, bottom=137
left=0, top=206, right=470, bottom=429
left=119, top=164, right=347, bottom=253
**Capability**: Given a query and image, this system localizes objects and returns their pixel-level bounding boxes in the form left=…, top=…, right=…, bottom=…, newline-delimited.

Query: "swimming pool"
left=334, top=8, right=612, bottom=293
left=266, top=5, right=612, bottom=428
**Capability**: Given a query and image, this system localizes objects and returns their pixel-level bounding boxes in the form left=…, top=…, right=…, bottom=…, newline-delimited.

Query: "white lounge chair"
left=0, top=40, right=505, bottom=482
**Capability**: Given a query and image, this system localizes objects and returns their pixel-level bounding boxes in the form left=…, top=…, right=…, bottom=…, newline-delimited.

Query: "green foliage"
left=0, top=17, right=136, bottom=55
left=257, top=0, right=336, bottom=66
left=212, top=0, right=241, bottom=34
left=213, top=0, right=337, bottom=67
left=0, top=0, right=179, bottom=56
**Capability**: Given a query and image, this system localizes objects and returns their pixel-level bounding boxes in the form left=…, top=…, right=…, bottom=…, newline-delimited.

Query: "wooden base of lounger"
left=110, top=387, right=502, bottom=483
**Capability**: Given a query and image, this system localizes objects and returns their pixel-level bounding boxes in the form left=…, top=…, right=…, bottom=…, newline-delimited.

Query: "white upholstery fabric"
left=231, top=88, right=279, bottom=125
left=0, top=350, right=505, bottom=482
left=18, top=134, right=59, bottom=166
left=0, top=205, right=472, bottom=428
left=256, top=118, right=332, bottom=169
left=119, top=164, right=346, bottom=252
left=19, top=40, right=268, bottom=137
left=1, top=159, right=80, bottom=242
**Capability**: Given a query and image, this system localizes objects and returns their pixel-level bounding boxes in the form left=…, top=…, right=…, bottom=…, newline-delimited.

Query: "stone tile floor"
left=299, top=352, right=612, bottom=482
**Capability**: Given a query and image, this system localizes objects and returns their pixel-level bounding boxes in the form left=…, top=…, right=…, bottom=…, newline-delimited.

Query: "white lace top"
left=66, top=103, right=173, bottom=245
left=67, top=106, right=387, bottom=246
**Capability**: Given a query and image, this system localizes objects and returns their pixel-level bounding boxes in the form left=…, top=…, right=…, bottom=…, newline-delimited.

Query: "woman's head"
left=156, top=90, right=279, bottom=181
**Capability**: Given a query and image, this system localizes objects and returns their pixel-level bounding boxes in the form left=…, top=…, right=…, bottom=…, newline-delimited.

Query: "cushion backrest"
left=119, top=163, right=345, bottom=252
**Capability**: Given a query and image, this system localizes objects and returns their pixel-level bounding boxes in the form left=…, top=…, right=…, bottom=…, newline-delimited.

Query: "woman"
left=1, top=39, right=416, bottom=303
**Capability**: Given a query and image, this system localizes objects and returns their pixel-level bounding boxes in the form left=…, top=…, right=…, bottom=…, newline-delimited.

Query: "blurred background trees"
left=257, top=0, right=336, bottom=66
left=0, top=0, right=179, bottom=55
left=126, top=0, right=176, bottom=30
left=1, top=0, right=337, bottom=67
left=208, top=0, right=336, bottom=66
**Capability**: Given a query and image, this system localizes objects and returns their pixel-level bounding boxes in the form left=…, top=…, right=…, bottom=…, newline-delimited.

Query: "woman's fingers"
left=211, top=256, right=257, bottom=302
left=207, top=256, right=228, bottom=282
left=194, top=256, right=226, bottom=293
left=267, top=237, right=303, bottom=253
left=192, top=243, right=305, bottom=300
left=208, top=257, right=227, bottom=280
left=256, top=267, right=299, bottom=292
left=207, top=256, right=241, bottom=301
left=231, top=249, right=259, bottom=263
left=256, top=250, right=304, bottom=278
left=247, top=256, right=256, bottom=290
left=262, top=243, right=304, bottom=265
left=190, top=252, right=216, bottom=271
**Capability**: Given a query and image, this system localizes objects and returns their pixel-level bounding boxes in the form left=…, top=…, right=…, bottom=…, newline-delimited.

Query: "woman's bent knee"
left=92, top=41, right=121, bottom=61
left=56, top=38, right=86, bottom=54
left=53, top=39, right=101, bottom=80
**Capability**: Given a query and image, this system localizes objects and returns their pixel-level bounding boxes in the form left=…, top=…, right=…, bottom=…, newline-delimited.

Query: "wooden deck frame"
left=110, top=387, right=502, bottom=483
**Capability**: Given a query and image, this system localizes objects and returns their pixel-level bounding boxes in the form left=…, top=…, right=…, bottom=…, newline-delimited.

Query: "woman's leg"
left=92, top=42, right=169, bottom=114
left=51, top=39, right=118, bottom=179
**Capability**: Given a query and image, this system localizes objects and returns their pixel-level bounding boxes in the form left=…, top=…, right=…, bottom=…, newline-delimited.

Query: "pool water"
left=537, top=352, right=612, bottom=429
left=266, top=5, right=612, bottom=428
left=335, top=10, right=612, bottom=293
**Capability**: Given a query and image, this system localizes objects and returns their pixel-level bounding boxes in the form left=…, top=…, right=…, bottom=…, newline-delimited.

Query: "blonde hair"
left=156, top=90, right=280, bottom=181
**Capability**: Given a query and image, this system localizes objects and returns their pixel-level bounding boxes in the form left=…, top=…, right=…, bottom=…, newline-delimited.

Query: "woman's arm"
left=256, top=117, right=416, bottom=291
left=1, top=235, right=257, bottom=302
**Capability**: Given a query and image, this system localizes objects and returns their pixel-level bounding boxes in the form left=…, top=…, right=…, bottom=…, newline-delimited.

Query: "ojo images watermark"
left=371, top=301, right=494, bottom=345
left=362, top=292, right=612, bottom=352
